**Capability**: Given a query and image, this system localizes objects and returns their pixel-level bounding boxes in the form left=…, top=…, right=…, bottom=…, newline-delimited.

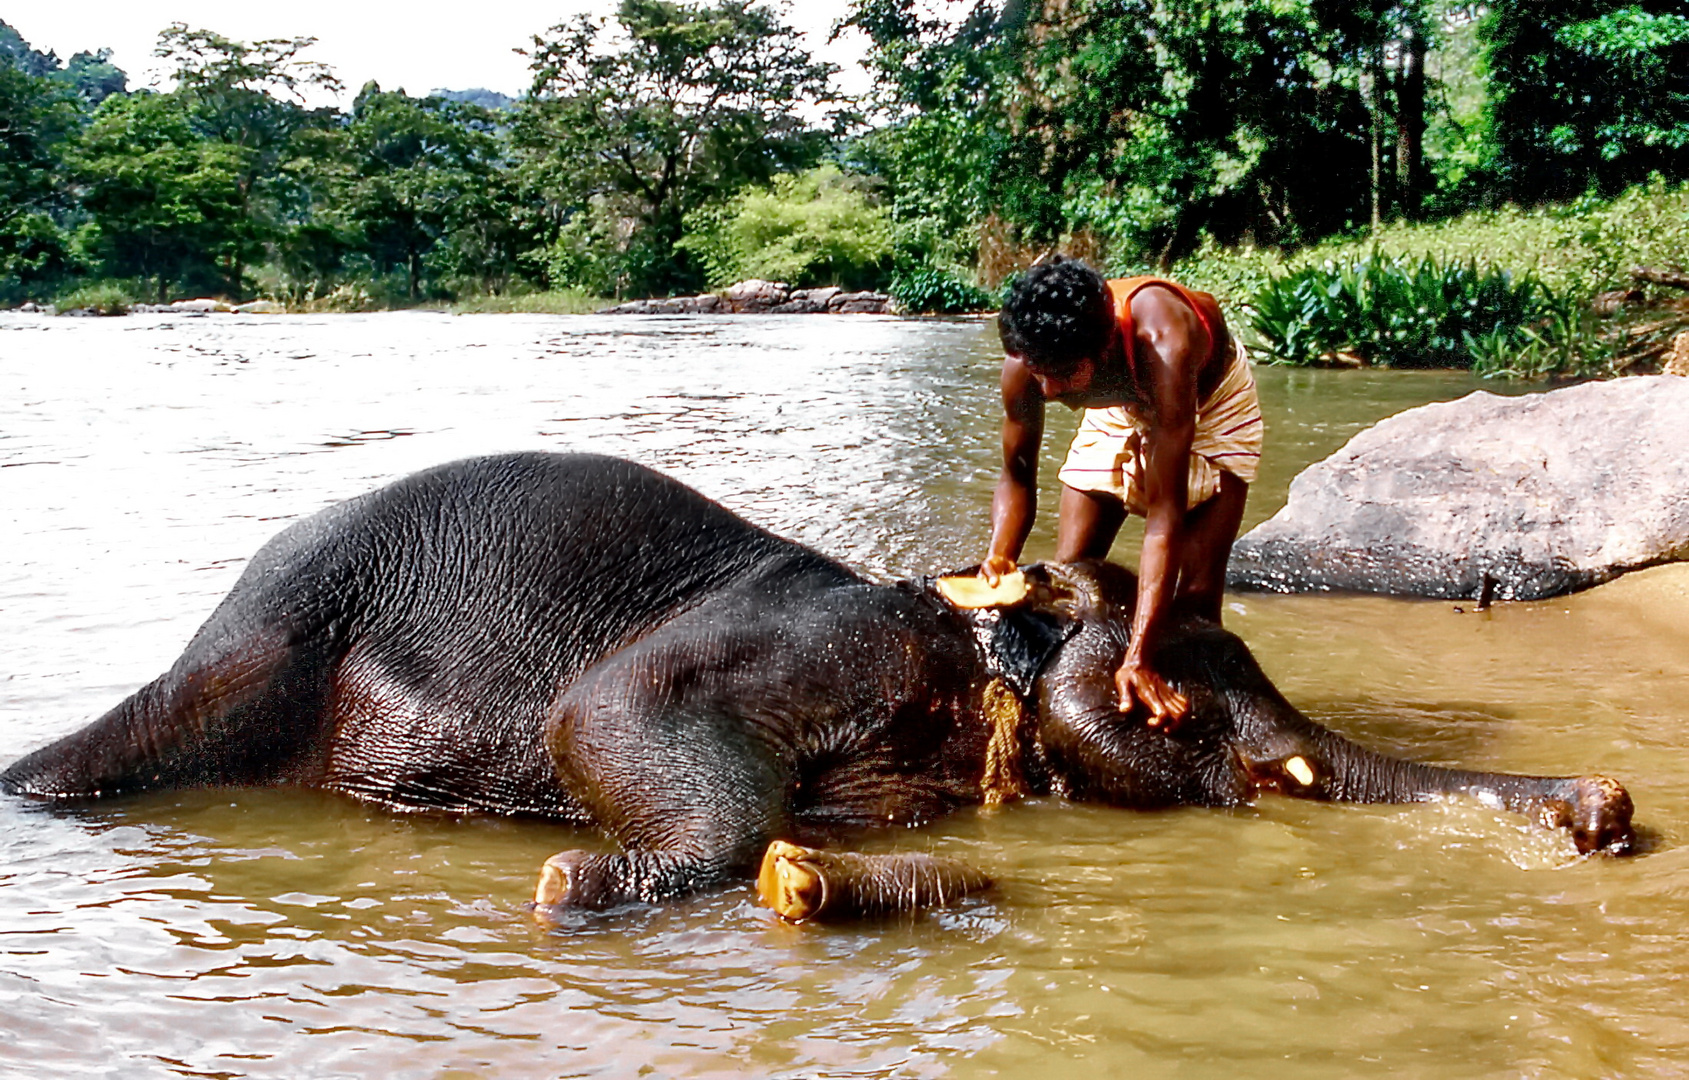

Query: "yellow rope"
left=980, top=678, right=1029, bottom=806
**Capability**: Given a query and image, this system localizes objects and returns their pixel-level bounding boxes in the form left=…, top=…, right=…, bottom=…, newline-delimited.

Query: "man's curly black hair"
left=997, top=255, right=1112, bottom=377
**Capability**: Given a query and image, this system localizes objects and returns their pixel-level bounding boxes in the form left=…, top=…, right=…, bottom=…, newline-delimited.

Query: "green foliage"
left=679, top=166, right=893, bottom=289
left=0, top=59, right=81, bottom=299
left=343, top=83, right=509, bottom=300
left=886, top=264, right=994, bottom=315
left=1176, top=179, right=1689, bottom=310
left=1463, top=285, right=1615, bottom=378
left=70, top=92, right=248, bottom=300
left=844, top=1, right=1018, bottom=258
left=51, top=279, right=141, bottom=315
left=514, top=0, right=841, bottom=297
left=1481, top=1, right=1689, bottom=201
left=1248, top=253, right=1551, bottom=369
left=442, top=288, right=603, bottom=315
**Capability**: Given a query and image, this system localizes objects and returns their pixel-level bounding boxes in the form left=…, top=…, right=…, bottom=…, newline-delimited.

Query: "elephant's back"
left=285, top=453, right=849, bottom=816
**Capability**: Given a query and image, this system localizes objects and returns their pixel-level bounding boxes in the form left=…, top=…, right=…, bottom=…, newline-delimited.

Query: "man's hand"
left=979, top=554, right=1018, bottom=587
left=1115, top=657, right=1189, bottom=729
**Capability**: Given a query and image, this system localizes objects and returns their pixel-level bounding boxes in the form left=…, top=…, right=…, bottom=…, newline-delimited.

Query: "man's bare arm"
left=983, top=356, right=1044, bottom=584
left=1116, top=288, right=1204, bottom=725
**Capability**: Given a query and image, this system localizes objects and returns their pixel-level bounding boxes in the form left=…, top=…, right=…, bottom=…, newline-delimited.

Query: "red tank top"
left=1108, top=277, right=1229, bottom=392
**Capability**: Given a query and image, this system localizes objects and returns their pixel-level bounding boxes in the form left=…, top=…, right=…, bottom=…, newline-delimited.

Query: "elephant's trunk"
left=1264, top=721, right=1636, bottom=856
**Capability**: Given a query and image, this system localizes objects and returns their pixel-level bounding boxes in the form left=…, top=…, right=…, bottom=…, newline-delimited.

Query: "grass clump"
left=1249, top=254, right=1552, bottom=369
left=888, top=265, right=995, bottom=314
left=1175, top=179, right=1689, bottom=309
left=443, top=289, right=605, bottom=315
left=51, top=280, right=141, bottom=315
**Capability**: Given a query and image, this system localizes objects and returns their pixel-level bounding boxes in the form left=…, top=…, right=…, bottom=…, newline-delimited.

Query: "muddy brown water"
left=1, top=312, right=1685, bottom=1079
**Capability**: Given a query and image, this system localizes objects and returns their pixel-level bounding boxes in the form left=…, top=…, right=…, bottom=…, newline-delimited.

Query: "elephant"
left=1, top=452, right=1635, bottom=921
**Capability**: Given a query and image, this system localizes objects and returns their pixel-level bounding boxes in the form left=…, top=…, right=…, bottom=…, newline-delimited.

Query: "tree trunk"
left=1395, top=20, right=1427, bottom=221
left=1368, top=42, right=1389, bottom=231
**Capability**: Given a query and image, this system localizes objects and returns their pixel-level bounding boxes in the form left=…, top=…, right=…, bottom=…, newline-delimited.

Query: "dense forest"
left=2, top=0, right=1686, bottom=361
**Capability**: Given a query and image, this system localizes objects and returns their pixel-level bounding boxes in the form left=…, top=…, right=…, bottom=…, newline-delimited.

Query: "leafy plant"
left=1248, top=252, right=1551, bottom=369
left=678, top=166, right=893, bottom=290
left=51, top=278, right=138, bottom=314
left=887, top=263, right=994, bottom=314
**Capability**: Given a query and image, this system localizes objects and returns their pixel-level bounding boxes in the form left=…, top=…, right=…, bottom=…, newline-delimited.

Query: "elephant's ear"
left=983, top=607, right=1076, bottom=698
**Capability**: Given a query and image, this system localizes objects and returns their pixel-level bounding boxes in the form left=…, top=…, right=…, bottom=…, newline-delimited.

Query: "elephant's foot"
left=533, top=850, right=627, bottom=909
left=757, top=840, right=991, bottom=923
left=1534, top=775, right=1635, bottom=855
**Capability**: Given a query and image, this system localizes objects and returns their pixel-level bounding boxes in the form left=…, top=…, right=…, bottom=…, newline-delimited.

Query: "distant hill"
left=0, top=18, right=126, bottom=102
left=432, top=87, right=515, bottom=110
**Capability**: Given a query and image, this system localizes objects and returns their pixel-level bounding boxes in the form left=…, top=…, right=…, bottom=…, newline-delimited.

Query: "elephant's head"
left=944, top=560, right=1636, bottom=855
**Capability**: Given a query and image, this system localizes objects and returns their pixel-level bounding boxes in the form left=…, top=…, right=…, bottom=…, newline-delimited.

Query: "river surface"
left=1, top=312, right=1685, bottom=1079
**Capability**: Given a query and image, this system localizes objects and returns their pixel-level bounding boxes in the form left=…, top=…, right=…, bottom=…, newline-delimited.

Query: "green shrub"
left=1176, top=178, right=1689, bottom=312
left=679, top=166, right=893, bottom=290
left=51, top=279, right=139, bottom=315
left=1465, top=285, right=1617, bottom=379
left=444, top=289, right=603, bottom=315
left=888, top=264, right=995, bottom=314
left=1249, top=254, right=1551, bottom=368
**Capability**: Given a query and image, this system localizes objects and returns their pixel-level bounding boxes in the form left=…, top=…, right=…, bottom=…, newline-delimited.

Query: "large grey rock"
left=828, top=290, right=891, bottom=314
left=725, top=279, right=790, bottom=312
left=1228, top=375, right=1689, bottom=600
left=170, top=298, right=234, bottom=313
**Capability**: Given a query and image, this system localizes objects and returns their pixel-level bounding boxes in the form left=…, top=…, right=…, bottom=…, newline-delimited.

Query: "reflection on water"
left=1, top=311, right=1685, bottom=1079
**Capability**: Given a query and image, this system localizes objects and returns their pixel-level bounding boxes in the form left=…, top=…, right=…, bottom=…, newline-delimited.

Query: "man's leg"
left=1174, top=472, right=1248, bottom=622
left=1055, top=484, right=1128, bottom=562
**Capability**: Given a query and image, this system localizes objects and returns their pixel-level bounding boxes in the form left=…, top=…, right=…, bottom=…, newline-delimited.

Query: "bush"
left=1249, top=253, right=1551, bottom=368
left=679, top=166, right=893, bottom=291
left=51, top=279, right=139, bottom=315
left=1175, top=178, right=1689, bottom=311
left=888, top=264, right=995, bottom=314
left=444, top=288, right=603, bottom=315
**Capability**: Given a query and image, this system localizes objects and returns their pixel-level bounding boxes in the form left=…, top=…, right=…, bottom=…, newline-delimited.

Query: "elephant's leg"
left=535, top=673, right=794, bottom=910
left=756, top=841, right=991, bottom=923
left=1, top=622, right=320, bottom=798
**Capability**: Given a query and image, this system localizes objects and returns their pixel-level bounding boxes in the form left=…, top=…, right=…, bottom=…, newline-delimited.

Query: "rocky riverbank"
left=598, top=279, right=896, bottom=315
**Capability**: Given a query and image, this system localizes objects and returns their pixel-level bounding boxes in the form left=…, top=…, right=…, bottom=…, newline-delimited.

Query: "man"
left=980, top=255, right=1262, bottom=728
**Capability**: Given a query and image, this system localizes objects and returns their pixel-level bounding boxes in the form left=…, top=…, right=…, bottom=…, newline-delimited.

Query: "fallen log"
left=1630, top=266, right=1689, bottom=291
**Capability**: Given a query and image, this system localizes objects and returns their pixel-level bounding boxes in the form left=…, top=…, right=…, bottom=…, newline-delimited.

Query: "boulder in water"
left=1227, top=375, right=1689, bottom=600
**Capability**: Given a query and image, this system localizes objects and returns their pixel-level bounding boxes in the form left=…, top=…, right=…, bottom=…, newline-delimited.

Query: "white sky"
left=6, top=1, right=875, bottom=103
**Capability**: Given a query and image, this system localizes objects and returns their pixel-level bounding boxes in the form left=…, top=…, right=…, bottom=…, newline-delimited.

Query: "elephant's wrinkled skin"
left=1, top=453, right=1634, bottom=917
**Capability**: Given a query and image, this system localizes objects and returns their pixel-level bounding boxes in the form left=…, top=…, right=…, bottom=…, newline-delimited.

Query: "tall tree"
left=1483, top=1, right=1689, bottom=202
left=0, top=59, right=80, bottom=298
left=344, top=83, right=508, bottom=299
left=515, top=0, right=841, bottom=296
left=71, top=93, right=246, bottom=300
left=153, top=24, right=343, bottom=293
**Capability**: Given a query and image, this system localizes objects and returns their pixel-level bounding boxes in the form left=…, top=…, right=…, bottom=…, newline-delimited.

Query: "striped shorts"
left=1056, top=339, right=1263, bottom=515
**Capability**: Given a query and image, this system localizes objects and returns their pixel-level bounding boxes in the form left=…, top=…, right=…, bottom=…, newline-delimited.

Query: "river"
left=1, top=311, right=1685, bottom=1078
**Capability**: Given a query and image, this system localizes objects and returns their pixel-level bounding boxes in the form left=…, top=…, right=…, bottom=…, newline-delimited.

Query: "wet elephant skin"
left=1, top=453, right=1634, bottom=914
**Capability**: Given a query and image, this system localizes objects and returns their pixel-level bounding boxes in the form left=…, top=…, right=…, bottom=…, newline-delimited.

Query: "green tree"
left=850, top=0, right=1456, bottom=269
left=679, top=165, right=893, bottom=288
left=0, top=59, right=81, bottom=299
left=515, top=0, right=841, bottom=296
left=1482, top=1, right=1689, bottom=201
left=59, top=49, right=129, bottom=104
left=843, top=0, right=1019, bottom=272
left=344, top=83, right=510, bottom=299
left=153, top=24, right=344, bottom=294
left=71, top=92, right=246, bottom=300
